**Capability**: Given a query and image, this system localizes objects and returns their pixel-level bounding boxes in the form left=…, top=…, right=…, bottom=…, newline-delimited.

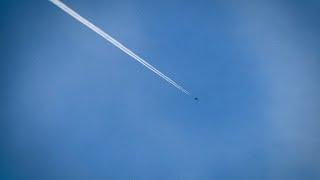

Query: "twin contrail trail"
left=49, top=0, right=191, bottom=96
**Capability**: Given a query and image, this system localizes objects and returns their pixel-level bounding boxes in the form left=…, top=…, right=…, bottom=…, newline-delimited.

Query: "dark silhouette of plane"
left=194, top=97, right=199, bottom=101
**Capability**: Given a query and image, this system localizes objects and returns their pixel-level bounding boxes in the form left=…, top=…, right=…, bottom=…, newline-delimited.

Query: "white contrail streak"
left=49, top=0, right=191, bottom=95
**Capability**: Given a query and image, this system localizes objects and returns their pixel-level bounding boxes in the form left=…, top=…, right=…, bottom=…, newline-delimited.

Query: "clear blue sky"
left=1, top=0, right=320, bottom=179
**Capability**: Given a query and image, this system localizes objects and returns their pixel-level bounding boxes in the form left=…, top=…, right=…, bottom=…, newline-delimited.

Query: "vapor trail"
left=49, top=0, right=190, bottom=95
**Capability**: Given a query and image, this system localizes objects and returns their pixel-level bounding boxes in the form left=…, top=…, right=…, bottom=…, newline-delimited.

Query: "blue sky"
left=1, top=0, right=320, bottom=179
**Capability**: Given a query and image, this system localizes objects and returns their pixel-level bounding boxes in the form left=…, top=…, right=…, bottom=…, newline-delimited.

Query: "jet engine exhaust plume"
left=49, top=0, right=193, bottom=97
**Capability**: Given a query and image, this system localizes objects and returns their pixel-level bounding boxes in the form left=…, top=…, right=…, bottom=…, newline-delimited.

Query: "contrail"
left=49, top=0, right=191, bottom=95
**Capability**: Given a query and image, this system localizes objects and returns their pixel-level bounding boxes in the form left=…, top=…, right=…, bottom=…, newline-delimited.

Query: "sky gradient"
left=1, top=0, right=320, bottom=179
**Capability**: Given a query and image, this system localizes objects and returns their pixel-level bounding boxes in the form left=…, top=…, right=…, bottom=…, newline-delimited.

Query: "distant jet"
left=194, top=97, right=199, bottom=101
